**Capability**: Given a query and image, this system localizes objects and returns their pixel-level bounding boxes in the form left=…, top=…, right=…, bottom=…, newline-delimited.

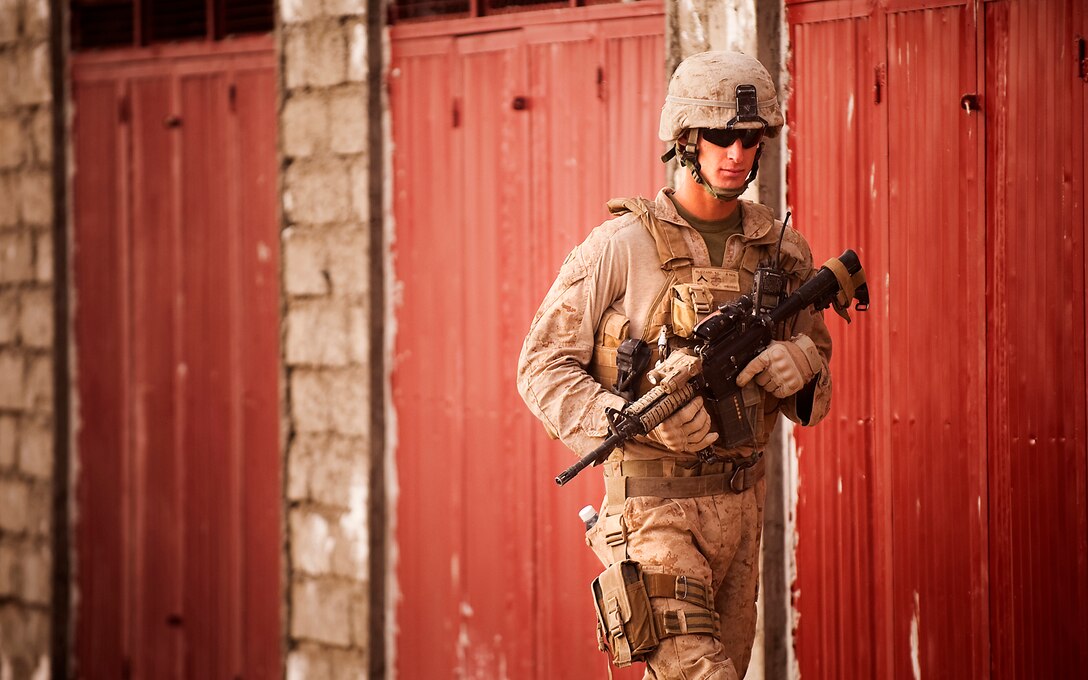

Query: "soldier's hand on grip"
left=736, top=335, right=822, bottom=399
left=646, top=396, right=719, bottom=453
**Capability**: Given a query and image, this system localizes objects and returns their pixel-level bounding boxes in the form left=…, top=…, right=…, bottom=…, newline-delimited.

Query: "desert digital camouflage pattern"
left=518, top=49, right=833, bottom=679
left=516, top=189, right=832, bottom=461
left=658, top=51, right=785, bottom=142
left=586, top=478, right=766, bottom=680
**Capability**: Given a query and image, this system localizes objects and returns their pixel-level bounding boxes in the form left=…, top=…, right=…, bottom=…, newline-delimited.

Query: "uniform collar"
left=654, top=188, right=778, bottom=241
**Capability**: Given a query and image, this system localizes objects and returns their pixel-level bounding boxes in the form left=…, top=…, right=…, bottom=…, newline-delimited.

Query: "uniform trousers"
left=588, top=479, right=766, bottom=680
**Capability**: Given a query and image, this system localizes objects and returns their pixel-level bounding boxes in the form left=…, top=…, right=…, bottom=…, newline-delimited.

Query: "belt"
left=604, top=452, right=765, bottom=501
left=604, top=458, right=729, bottom=478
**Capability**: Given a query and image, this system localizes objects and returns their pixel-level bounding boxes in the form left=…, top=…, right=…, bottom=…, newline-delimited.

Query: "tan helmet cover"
left=659, top=51, right=784, bottom=143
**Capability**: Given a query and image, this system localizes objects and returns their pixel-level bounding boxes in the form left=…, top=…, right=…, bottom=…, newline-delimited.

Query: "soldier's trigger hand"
left=736, top=336, right=821, bottom=399
left=646, top=396, right=720, bottom=453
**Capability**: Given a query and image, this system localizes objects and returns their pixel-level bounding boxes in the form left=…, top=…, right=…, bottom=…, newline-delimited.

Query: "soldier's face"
left=700, top=135, right=761, bottom=188
left=698, top=133, right=760, bottom=189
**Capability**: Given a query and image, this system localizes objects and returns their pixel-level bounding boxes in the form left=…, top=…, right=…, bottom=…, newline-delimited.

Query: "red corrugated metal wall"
left=72, top=37, right=282, bottom=680
left=788, top=4, right=884, bottom=677
left=788, top=0, right=1087, bottom=678
left=390, top=5, right=663, bottom=678
left=984, top=0, right=1088, bottom=676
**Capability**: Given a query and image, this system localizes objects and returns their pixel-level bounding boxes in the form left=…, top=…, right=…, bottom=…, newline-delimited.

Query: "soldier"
left=516, top=51, right=833, bottom=679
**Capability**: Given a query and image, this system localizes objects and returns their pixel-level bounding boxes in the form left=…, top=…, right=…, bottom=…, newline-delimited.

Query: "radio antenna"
left=774, top=211, right=791, bottom=268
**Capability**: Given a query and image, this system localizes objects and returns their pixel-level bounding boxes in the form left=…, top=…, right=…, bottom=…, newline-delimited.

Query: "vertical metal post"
left=756, top=2, right=789, bottom=678
left=367, top=0, right=389, bottom=677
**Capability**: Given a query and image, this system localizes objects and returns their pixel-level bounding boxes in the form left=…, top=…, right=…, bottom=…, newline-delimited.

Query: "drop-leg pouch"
left=591, top=560, right=659, bottom=666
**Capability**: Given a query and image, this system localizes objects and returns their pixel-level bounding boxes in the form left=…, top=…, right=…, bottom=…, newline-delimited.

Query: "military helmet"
left=658, top=51, right=784, bottom=143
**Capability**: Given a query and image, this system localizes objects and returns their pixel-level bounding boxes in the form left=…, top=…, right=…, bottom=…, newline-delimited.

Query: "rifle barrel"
left=555, top=432, right=623, bottom=486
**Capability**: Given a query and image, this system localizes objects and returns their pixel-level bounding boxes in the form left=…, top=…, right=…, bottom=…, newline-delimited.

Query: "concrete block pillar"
left=0, top=0, right=57, bottom=677
left=279, top=0, right=384, bottom=676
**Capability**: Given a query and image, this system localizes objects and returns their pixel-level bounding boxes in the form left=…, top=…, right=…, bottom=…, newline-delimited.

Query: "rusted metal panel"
left=72, top=39, right=281, bottom=679
left=884, top=6, right=989, bottom=678
left=391, top=7, right=661, bottom=678
left=523, top=25, right=607, bottom=680
left=790, top=1, right=988, bottom=679
left=601, top=17, right=668, bottom=199
left=788, top=7, right=884, bottom=680
left=525, top=21, right=606, bottom=262
left=73, top=76, right=130, bottom=680
left=791, top=1, right=1087, bottom=679
left=390, top=39, right=463, bottom=680
left=456, top=31, right=538, bottom=680
left=522, top=18, right=662, bottom=679
left=984, top=1, right=1088, bottom=678
left=179, top=70, right=242, bottom=679
left=128, top=73, right=184, bottom=679
left=232, top=65, right=283, bottom=680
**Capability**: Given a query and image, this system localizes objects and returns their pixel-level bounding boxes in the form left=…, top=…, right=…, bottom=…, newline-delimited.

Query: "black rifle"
left=555, top=249, right=869, bottom=486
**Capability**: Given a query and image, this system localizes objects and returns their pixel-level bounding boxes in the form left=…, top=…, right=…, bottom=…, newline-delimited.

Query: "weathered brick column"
left=279, top=0, right=376, bottom=675
left=0, top=0, right=55, bottom=676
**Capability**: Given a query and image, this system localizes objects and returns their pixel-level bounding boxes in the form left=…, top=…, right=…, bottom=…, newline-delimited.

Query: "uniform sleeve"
left=780, top=303, right=833, bottom=426
left=778, top=230, right=833, bottom=426
left=516, top=229, right=629, bottom=457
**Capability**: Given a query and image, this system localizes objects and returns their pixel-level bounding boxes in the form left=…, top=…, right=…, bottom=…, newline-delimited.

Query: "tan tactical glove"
left=646, top=396, right=719, bottom=452
left=736, top=335, right=823, bottom=399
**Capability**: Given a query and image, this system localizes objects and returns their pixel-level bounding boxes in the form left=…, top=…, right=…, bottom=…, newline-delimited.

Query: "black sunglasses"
left=701, top=127, right=765, bottom=149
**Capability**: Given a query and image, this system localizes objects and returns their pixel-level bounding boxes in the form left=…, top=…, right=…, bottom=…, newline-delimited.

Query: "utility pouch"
left=591, top=560, right=659, bottom=666
left=671, top=283, right=716, bottom=338
left=588, top=310, right=631, bottom=388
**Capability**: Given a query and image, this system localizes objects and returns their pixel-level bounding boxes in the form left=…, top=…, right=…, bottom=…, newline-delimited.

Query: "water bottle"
left=579, top=505, right=599, bottom=531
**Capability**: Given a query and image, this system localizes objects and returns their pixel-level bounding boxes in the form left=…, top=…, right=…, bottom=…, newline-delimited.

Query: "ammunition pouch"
left=671, top=283, right=716, bottom=338
left=592, top=561, right=659, bottom=666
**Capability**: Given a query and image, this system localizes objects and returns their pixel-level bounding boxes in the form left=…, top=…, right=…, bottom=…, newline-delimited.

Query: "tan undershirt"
left=668, top=197, right=743, bottom=267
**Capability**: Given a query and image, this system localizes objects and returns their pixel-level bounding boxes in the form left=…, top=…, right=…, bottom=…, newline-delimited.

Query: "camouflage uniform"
left=517, top=52, right=833, bottom=680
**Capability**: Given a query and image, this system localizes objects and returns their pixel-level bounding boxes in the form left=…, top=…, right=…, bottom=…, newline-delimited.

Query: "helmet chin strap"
left=674, top=129, right=763, bottom=201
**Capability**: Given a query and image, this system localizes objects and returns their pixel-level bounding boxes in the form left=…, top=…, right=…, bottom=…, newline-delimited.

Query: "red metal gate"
left=983, top=1, right=1087, bottom=677
left=72, top=37, right=281, bottom=679
left=390, top=4, right=663, bottom=678
left=788, top=0, right=1087, bottom=678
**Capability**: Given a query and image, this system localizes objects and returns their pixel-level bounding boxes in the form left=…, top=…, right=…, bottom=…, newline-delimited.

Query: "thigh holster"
left=592, top=561, right=658, bottom=666
left=592, top=563, right=720, bottom=667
